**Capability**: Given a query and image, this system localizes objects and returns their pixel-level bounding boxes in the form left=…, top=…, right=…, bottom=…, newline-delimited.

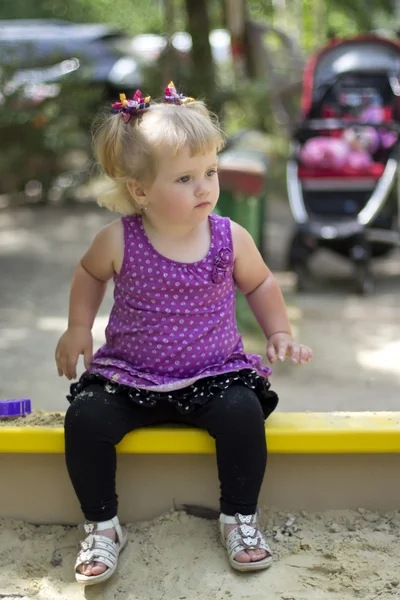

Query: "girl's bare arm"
left=55, top=219, right=124, bottom=379
left=231, top=221, right=312, bottom=364
left=231, top=222, right=291, bottom=337
left=69, top=219, right=123, bottom=328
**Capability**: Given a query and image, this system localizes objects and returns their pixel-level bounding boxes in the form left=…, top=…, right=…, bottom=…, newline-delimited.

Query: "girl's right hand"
left=55, top=326, right=93, bottom=380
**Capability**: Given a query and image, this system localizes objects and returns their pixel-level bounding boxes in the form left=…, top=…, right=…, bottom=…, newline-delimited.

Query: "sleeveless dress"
left=69, top=213, right=278, bottom=417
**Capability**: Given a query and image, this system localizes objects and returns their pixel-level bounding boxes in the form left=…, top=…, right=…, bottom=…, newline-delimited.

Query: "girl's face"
left=143, top=146, right=219, bottom=226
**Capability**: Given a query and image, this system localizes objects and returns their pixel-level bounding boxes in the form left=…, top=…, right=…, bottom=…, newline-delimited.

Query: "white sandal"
left=219, top=512, right=273, bottom=572
left=74, top=516, right=128, bottom=585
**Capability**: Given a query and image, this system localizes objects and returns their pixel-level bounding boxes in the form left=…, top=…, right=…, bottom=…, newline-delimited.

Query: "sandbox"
left=1, top=411, right=399, bottom=524
left=1, top=411, right=400, bottom=599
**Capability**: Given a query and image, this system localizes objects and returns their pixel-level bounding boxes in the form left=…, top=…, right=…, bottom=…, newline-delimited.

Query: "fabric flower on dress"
left=212, top=247, right=233, bottom=283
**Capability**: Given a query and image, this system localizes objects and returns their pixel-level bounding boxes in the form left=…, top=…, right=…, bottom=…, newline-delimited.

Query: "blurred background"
left=1, top=0, right=400, bottom=412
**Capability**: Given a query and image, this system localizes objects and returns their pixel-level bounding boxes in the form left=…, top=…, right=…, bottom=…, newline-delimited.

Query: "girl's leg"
left=178, top=384, right=268, bottom=564
left=65, top=383, right=174, bottom=577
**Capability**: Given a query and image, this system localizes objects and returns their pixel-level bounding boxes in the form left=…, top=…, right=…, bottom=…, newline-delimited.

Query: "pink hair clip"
left=111, top=90, right=151, bottom=122
left=164, top=81, right=195, bottom=106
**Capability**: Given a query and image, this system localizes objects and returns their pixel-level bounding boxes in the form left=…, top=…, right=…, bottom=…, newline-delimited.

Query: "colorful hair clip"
left=164, top=81, right=195, bottom=106
left=111, top=90, right=151, bottom=122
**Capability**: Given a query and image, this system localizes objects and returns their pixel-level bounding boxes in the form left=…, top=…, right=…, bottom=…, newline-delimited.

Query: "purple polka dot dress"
left=70, top=214, right=277, bottom=415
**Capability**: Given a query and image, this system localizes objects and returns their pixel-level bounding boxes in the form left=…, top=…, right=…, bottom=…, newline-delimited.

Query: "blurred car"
left=0, top=19, right=143, bottom=101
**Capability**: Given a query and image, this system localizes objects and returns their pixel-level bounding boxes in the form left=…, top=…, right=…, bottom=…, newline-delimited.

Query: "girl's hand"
left=267, top=333, right=312, bottom=365
left=55, top=326, right=93, bottom=380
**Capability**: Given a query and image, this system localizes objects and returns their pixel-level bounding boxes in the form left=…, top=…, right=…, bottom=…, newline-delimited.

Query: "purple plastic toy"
left=0, top=399, right=32, bottom=418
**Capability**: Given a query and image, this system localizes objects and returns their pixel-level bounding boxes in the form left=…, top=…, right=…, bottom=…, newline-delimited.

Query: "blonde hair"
left=92, top=99, right=226, bottom=214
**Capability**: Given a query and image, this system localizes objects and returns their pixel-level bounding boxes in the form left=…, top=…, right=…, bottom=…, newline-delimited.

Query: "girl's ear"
left=127, top=179, right=147, bottom=209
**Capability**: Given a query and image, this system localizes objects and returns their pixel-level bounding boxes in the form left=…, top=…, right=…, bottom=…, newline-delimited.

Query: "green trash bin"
left=216, top=148, right=268, bottom=256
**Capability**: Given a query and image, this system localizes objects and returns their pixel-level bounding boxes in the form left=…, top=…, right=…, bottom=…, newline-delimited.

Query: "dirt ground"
left=0, top=199, right=399, bottom=412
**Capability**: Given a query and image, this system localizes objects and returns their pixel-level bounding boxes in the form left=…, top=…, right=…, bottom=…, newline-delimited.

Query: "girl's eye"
left=207, top=169, right=218, bottom=177
left=178, top=176, right=190, bottom=183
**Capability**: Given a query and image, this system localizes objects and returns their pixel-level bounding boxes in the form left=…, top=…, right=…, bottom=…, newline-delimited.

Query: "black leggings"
left=64, top=383, right=269, bottom=522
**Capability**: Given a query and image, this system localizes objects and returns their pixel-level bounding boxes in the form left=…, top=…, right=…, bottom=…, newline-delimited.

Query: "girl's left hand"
left=267, top=333, right=312, bottom=365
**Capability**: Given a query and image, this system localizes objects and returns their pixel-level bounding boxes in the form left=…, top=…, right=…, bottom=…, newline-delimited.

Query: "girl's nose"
left=195, top=182, right=208, bottom=196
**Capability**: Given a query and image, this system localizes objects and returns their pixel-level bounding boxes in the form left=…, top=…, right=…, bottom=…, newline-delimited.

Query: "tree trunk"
left=163, top=0, right=176, bottom=82
left=223, top=0, right=247, bottom=80
left=184, top=0, right=215, bottom=105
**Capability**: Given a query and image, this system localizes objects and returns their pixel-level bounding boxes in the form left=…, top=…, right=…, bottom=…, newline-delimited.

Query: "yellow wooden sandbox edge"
left=1, top=412, right=400, bottom=454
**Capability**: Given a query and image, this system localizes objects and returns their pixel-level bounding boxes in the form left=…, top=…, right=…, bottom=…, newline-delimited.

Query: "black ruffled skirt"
left=68, top=369, right=279, bottom=419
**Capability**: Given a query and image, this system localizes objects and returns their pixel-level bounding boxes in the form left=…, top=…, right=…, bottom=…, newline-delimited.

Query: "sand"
left=1, top=508, right=399, bottom=600
left=0, top=411, right=65, bottom=428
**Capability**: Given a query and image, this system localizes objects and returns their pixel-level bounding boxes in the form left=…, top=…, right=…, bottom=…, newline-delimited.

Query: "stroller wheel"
left=354, top=264, right=374, bottom=296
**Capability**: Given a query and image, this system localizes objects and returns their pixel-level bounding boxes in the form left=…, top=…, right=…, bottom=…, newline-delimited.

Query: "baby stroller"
left=287, top=35, right=400, bottom=294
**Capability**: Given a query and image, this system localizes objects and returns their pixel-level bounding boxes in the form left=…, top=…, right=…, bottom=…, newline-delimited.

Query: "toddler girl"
left=55, top=82, right=312, bottom=585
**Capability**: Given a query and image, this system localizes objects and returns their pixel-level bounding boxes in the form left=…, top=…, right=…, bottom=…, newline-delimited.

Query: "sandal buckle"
left=84, top=523, right=95, bottom=534
left=235, top=513, right=253, bottom=525
left=80, top=535, right=95, bottom=551
left=79, top=549, right=95, bottom=564
left=242, top=536, right=261, bottom=549
left=234, top=514, right=263, bottom=550
left=239, top=524, right=257, bottom=538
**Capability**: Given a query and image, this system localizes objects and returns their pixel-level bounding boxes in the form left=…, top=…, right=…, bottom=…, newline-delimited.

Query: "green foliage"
left=222, top=81, right=275, bottom=133
left=0, top=66, right=98, bottom=198
left=2, top=0, right=396, bottom=43
left=247, top=0, right=396, bottom=52
left=325, top=0, right=394, bottom=33
left=1, top=0, right=168, bottom=34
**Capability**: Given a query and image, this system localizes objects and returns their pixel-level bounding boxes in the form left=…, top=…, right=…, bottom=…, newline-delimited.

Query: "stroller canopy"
left=302, top=36, right=400, bottom=117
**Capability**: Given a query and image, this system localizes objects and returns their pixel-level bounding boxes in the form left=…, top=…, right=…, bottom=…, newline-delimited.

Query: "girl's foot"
left=219, top=512, right=272, bottom=572
left=74, top=516, right=128, bottom=585
left=77, top=525, right=117, bottom=577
